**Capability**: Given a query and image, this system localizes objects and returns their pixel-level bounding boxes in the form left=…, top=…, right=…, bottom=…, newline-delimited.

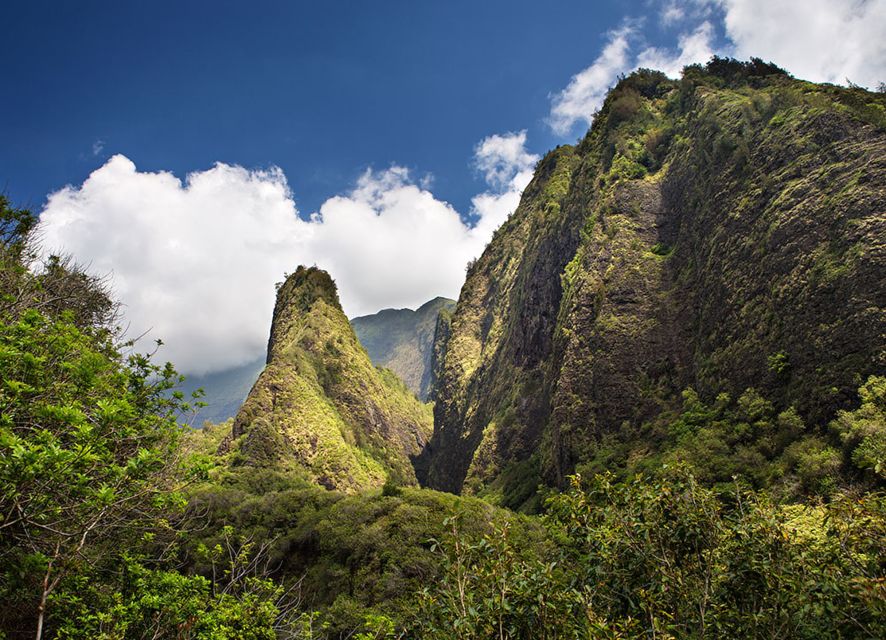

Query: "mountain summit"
left=225, top=266, right=432, bottom=491
left=418, top=60, right=886, bottom=507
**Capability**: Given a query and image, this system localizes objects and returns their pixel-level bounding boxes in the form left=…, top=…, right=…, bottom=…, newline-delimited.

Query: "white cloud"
left=549, top=25, right=635, bottom=135
left=660, top=1, right=686, bottom=26
left=637, top=21, right=715, bottom=78
left=473, top=130, right=538, bottom=191
left=39, top=156, right=305, bottom=375
left=469, top=131, right=539, bottom=240
left=468, top=186, right=525, bottom=244
left=549, top=20, right=715, bottom=135
left=92, top=140, right=104, bottom=156
left=38, top=133, right=538, bottom=375
left=719, top=0, right=886, bottom=88
left=305, top=167, right=481, bottom=320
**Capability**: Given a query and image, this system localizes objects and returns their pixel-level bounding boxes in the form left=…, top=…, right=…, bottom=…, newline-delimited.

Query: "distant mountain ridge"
left=177, top=358, right=264, bottom=425
left=351, top=296, right=456, bottom=400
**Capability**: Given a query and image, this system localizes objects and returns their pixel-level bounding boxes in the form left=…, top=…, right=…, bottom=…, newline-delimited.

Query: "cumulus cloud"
left=549, top=25, right=635, bottom=135
left=473, top=130, right=538, bottom=190
left=549, top=0, right=886, bottom=135
left=311, top=132, right=537, bottom=317
left=469, top=131, right=540, bottom=240
left=38, top=133, right=537, bottom=375
left=637, top=21, right=715, bottom=78
left=719, top=0, right=886, bottom=88
left=39, top=156, right=305, bottom=375
left=305, top=167, right=480, bottom=319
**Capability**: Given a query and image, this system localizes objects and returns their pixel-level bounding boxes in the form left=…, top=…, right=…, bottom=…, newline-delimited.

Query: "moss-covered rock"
left=421, top=61, right=886, bottom=505
left=225, top=266, right=433, bottom=492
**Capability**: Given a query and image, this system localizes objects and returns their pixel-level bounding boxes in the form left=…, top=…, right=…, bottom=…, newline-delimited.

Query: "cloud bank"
left=550, top=0, right=886, bottom=135
left=38, top=132, right=536, bottom=375
left=720, top=0, right=886, bottom=88
left=39, top=157, right=303, bottom=375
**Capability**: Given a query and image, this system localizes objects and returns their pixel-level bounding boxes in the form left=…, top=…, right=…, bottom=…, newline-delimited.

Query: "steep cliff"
left=419, top=60, right=886, bottom=507
left=351, top=296, right=456, bottom=400
left=227, top=267, right=432, bottom=492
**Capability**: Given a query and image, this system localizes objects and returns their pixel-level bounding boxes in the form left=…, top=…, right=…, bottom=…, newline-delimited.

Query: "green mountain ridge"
left=418, top=60, right=886, bottom=506
left=351, top=296, right=456, bottom=400
left=223, top=266, right=433, bottom=492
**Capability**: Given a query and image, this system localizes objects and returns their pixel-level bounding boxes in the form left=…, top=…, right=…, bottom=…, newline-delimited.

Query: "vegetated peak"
left=416, top=296, right=457, bottom=312
left=266, top=266, right=341, bottom=363
left=421, top=58, right=886, bottom=509
left=601, top=57, right=788, bottom=107
left=276, top=265, right=340, bottom=314
left=225, top=264, right=432, bottom=492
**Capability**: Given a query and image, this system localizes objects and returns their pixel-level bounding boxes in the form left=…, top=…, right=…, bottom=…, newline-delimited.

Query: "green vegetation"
left=422, top=57, right=886, bottom=507
left=575, top=379, right=886, bottom=499
left=180, top=460, right=545, bottom=637
left=413, top=469, right=885, bottom=639
left=0, top=198, right=289, bottom=638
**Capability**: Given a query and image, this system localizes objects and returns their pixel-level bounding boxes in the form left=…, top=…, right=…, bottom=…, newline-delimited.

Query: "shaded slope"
left=351, top=296, right=456, bottom=400
left=419, top=61, right=886, bottom=506
left=227, top=267, right=432, bottom=492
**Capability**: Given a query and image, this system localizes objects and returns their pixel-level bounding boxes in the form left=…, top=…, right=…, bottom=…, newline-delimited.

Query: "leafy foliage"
left=832, top=375, right=886, bottom=480
left=544, top=470, right=885, bottom=639
left=0, top=200, right=278, bottom=639
left=0, top=310, right=196, bottom=635
left=409, top=469, right=885, bottom=639
left=51, top=559, right=281, bottom=640
left=576, top=379, right=886, bottom=500
left=411, top=514, right=599, bottom=639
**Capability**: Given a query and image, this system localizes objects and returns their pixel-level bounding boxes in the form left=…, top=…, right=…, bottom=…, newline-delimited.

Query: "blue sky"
left=3, top=0, right=645, bottom=215
left=4, top=0, right=883, bottom=374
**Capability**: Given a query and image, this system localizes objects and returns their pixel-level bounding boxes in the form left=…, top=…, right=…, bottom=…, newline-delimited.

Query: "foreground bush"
left=413, top=469, right=885, bottom=639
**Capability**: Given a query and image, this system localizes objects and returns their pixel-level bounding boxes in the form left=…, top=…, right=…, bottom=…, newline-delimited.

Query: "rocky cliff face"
left=228, top=267, right=432, bottom=492
left=351, top=297, right=456, bottom=400
left=418, top=60, right=886, bottom=506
